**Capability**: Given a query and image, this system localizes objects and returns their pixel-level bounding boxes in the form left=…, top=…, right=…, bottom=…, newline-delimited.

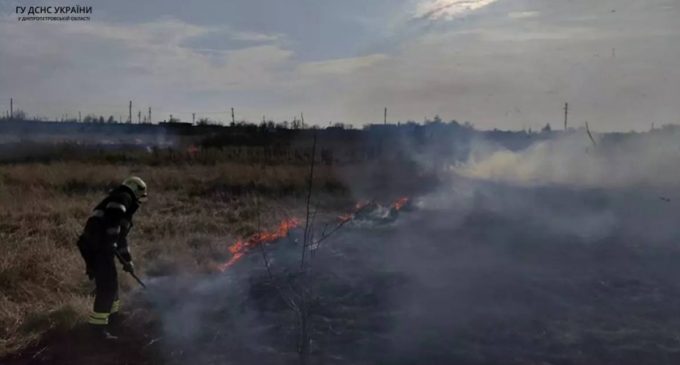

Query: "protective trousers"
left=88, top=251, right=120, bottom=326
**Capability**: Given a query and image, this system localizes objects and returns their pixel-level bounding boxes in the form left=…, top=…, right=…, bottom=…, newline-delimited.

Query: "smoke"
left=143, top=263, right=303, bottom=364
left=375, top=174, right=680, bottom=364
left=138, top=129, right=680, bottom=364
left=456, top=129, right=680, bottom=189
left=141, top=179, right=680, bottom=364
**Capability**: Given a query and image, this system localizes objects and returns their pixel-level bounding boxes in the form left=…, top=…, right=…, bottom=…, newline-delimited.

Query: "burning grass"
left=117, top=182, right=680, bottom=365
left=213, top=195, right=414, bottom=275
left=0, top=158, right=431, bottom=358
left=0, top=162, right=342, bottom=356
left=217, top=218, right=301, bottom=271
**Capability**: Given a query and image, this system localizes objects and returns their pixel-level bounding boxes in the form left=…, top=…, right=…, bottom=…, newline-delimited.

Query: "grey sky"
left=0, top=0, right=678, bottom=130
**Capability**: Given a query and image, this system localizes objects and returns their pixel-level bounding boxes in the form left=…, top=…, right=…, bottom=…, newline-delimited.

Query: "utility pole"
left=170, top=114, right=173, bottom=122
left=78, top=111, right=82, bottom=123
left=148, top=107, right=152, bottom=124
left=138, top=110, right=141, bottom=124
left=10, top=98, right=13, bottom=119
left=564, top=102, right=569, bottom=130
left=231, top=107, right=235, bottom=125
left=384, top=107, right=387, bottom=125
left=192, top=113, right=196, bottom=124
left=128, top=100, right=132, bottom=123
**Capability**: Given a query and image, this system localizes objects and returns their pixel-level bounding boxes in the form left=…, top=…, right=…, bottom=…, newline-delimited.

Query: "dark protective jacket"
left=78, top=185, right=139, bottom=273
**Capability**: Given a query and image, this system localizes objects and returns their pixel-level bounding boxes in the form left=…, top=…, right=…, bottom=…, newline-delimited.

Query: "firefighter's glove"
left=122, top=260, right=135, bottom=274
left=116, top=246, right=132, bottom=263
left=120, top=251, right=132, bottom=263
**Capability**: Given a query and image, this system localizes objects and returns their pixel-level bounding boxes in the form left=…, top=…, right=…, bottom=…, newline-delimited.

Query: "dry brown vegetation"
left=0, top=160, right=362, bottom=356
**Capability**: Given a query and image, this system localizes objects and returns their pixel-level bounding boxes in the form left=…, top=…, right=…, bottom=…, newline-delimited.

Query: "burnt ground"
left=6, top=179, right=680, bottom=364
left=1, top=314, right=163, bottom=365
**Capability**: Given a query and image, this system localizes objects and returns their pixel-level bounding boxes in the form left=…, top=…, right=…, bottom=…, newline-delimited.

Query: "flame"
left=337, top=200, right=372, bottom=222
left=391, top=197, right=410, bottom=211
left=217, top=218, right=300, bottom=271
left=338, top=197, right=411, bottom=222
left=219, top=197, right=412, bottom=271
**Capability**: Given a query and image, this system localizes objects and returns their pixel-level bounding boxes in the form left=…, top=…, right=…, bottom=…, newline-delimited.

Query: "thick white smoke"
left=456, top=129, right=680, bottom=189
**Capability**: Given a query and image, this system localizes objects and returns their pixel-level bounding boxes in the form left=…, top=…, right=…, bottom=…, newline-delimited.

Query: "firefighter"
left=77, top=176, right=147, bottom=339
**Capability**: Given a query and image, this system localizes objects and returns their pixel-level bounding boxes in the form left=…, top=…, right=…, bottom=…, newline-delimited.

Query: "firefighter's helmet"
left=122, top=176, right=148, bottom=202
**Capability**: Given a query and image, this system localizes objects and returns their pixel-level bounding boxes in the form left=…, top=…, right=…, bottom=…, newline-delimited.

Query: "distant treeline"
left=0, top=117, right=543, bottom=165
left=0, top=117, right=541, bottom=150
left=0, top=118, right=220, bottom=136
left=2, top=115, right=677, bottom=165
left=0, top=115, right=537, bottom=138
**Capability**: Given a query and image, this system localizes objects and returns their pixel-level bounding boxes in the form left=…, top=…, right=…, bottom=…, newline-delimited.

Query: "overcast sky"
left=0, top=0, right=678, bottom=130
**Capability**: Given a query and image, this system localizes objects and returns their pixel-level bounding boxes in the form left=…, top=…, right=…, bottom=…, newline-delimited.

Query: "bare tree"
left=254, top=130, right=342, bottom=364
left=300, top=133, right=317, bottom=270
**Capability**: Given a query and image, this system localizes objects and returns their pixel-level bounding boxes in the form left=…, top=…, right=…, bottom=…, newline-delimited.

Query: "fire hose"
left=114, top=249, right=147, bottom=289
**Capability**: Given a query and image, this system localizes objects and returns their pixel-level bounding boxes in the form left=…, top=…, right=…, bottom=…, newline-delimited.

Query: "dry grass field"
left=0, top=155, right=434, bottom=356
left=6, top=135, right=680, bottom=365
left=0, top=161, right=346, bottom=355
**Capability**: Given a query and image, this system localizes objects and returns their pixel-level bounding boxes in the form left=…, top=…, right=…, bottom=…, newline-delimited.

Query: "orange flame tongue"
left=220, top=197, right=411, bottom=271
left=337, top=200, right=372, bottom=222
left=391, top=197, right=410, bottom=211
left=218, top=218, right=300, bottom=271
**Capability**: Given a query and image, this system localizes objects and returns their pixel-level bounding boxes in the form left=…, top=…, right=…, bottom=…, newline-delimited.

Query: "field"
left=3, top=127, right=680, bottom=365
left=0, top=153, right=434, bottom=356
